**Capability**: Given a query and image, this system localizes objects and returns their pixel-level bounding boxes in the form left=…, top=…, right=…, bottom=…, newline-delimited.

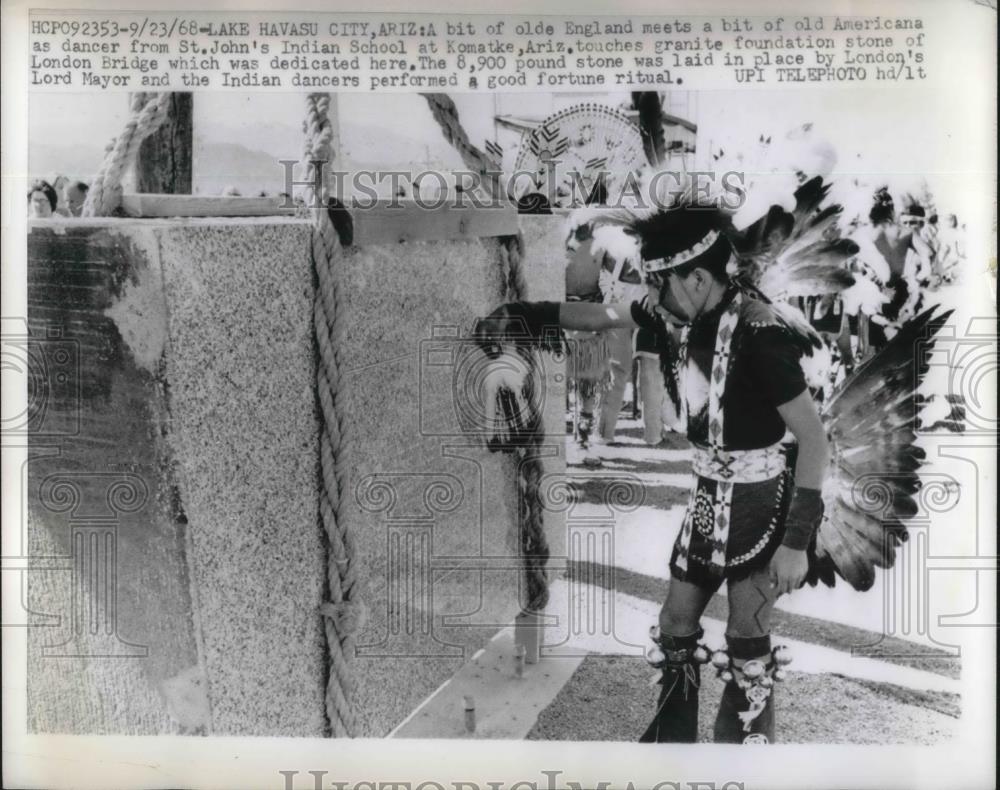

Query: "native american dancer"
left=469, top=187, right=952, bottom=744
left=852, top=189, right=939, bottom=346
left=563, top=210, right=646, bottom=463
left=563, top=211, right=607, bottom=455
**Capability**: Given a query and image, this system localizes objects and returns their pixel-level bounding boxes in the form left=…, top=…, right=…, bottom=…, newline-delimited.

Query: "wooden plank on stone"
left=121, top=194, right=519, bottom=244
left=351, top=200, right=519, bottom=244
left=122, top=193, right=297, bottom=218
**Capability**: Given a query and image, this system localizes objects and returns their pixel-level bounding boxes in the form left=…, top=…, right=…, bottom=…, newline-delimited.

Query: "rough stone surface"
left=339, top=224, right=566, bottom=736
left=156, top=221, right=326, bottom=736
left=26, top=219, right=325, bottom=737
left=26, top=223, right=200, bottom=734
left=519, top=211, right=573, bottom=298
left=25, top=214, right=571, bottom=737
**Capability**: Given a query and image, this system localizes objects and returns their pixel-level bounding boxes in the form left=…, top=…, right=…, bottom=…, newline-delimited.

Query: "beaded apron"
left=673, top=292, right=787, bottom=574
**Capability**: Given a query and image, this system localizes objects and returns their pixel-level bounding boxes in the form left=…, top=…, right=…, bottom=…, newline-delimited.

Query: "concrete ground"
left=528, top=656, right=959, bottom=744
left=392, top=415, right=962, bottom=743
left=391, top=279, right=986, bottom=743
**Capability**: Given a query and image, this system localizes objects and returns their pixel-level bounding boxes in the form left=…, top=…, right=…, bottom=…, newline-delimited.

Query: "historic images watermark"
left=280, top=160, right=750, bottom=212
left=1, top=317, right=80, bottom=437
left=278, top=771, right=747, bottom=790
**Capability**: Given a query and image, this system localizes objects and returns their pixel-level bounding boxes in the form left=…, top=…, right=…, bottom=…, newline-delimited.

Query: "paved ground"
left=528, top=657, right=958, bottom=744
left=394, top=281, right=985, bottom=743
left=392, top=414, right=963, bottom=743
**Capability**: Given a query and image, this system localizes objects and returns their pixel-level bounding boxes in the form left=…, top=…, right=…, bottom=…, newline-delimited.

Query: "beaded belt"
left=691, top=442, right=787, bottom=484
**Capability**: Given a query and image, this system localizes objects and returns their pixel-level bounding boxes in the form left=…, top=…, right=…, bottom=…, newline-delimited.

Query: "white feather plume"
left=850, top=233, right=892, bottom=283
left=800, top=341, right=833, bottom=392
left=716, top=122, right=838, bottom=231
left=591, top=226, right=641, bottom=264
left=840, top=273, right=890, bottom=316
left=729, top=173, right=800, bottom=231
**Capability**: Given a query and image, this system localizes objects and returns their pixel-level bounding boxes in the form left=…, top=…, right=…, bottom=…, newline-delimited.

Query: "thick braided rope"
left=82, top=92, right=172, bottom=217
left=517, top=438, right=550, bottom=612
left=421, top=93, right=500, bottom=199
left=420, top=92, right=549, bottom=612
left=501, top=233, right=528, bottom=303
left=500, top=233, right=550, bottom=613
left=303, top=92, right=361, bottom=738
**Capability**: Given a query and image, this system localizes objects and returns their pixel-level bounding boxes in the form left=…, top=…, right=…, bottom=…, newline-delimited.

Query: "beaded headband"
left=641, top=229, right=721, bottom=275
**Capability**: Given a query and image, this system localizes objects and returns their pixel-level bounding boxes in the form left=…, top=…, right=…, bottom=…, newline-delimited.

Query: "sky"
left=28, top=87, right=990, bottom=231
left=694, top=86, right=989, bottom=223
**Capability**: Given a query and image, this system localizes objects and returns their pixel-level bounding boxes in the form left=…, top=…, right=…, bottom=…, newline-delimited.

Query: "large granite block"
left=24, top=213, right=568, bottom=737
left=26, top=219, right=325, bottom=736
left=338, top=229, right=565, bottom=735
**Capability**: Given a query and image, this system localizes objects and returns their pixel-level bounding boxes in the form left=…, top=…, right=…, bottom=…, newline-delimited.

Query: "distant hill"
left=193, top=141, right=290, bottom=196
left=29, top=139, right=291, bottom=197
left=29, top=120, right=476, bottom=198
left=29, top=142, right=109, bottom=184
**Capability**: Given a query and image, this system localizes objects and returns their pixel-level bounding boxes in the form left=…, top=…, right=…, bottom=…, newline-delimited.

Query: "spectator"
left=923, top=212, right=940, bottom=243
left=937, top=213, right=965, bottom=281
left=896, top=199, right=936, bottom=283
left=48, top=174, right=69, bottom=197
left=27, top=181, right=58, bottom=218
left=861, top=189, right=936, bottom=340
left=63, top=181, right=89, bottom=217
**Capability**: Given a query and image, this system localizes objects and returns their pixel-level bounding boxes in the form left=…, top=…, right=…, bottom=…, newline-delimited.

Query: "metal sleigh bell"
left=645, top=645, right=666, bottom=667
left=710, top=650, right=731, bottom=670
left=772, top=645, right=793, bottom=666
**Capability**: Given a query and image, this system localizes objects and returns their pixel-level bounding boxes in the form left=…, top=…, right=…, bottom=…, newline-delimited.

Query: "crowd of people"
left=566, top=182, right=968, bottom=458
left=814, top=187, right=966, bottom=374
left=564, top=214, right=678, bottom=466
left=26, top=175, right=90, bottom=218
left=26, top=177, right=298, bottom=218
left=851, top=188, right=965, bottom=324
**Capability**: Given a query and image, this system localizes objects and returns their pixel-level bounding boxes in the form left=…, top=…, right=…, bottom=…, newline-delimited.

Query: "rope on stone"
left=82, top=92, right=172, bottom=217
left=421, top=92, right=550, bottom=615
left=517, top=429, right=551, bottom=613
left=500, top=233, right=528, bottom=304
left=302, top=92, right=362, bottom=738
left=420, top=93, right=501, bottom=200
left=500, top=232, right=551, bottom=613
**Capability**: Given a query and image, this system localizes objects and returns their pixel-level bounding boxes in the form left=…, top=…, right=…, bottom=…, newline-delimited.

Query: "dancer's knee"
left=659, top=580, right=713, bottom=636
left=659, top=604, right=701, bottom=637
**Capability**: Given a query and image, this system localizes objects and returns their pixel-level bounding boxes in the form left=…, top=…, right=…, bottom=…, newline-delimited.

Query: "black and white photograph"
left=2, top=2, right=996, bottom=789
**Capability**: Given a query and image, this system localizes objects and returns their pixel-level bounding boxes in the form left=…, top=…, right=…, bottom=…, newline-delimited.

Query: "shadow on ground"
left=527, top=655, right=959, bottom=744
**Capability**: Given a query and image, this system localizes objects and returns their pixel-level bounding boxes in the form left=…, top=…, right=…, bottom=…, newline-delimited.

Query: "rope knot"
left=320, top=600, right=368, bottom=636
left=83, top=92, right=173, bottom=217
